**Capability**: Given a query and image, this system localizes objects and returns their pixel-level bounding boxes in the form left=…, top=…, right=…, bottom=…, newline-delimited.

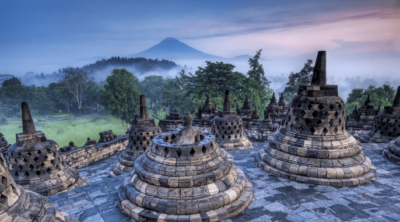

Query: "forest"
left=0, top=51, right=396, bottom=146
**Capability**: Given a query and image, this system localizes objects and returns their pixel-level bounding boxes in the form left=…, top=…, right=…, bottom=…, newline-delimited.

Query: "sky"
left=1, top=0, right=399, bottom=88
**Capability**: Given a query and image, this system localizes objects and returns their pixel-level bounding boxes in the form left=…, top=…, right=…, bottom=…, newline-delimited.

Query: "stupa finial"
left=311, top=51, right=327, bottom=86
left=139, top=95, right=149, bottom=119
left=21, top=102, right=36, bottom=134
left=223, top=90, right=231, bottom=111
left=393, top=86, right=400, bottom=107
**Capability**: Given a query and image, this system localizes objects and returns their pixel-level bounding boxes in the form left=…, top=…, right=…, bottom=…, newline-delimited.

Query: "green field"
left=1, top=109, right=158, bottom=147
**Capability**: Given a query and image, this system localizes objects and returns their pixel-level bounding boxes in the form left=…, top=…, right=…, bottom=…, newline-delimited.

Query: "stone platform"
left=49, top=142, right=400, bottom=222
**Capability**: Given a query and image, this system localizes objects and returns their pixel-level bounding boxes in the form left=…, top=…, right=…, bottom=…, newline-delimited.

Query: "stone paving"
left=49, top=142, right=400, bottom=222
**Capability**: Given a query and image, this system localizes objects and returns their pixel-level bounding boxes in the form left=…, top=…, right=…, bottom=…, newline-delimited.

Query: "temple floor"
left=49, top=142, right=400, bottom=222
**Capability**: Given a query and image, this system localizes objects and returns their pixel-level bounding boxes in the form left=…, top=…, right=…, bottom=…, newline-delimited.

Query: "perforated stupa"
left=118, top=112, right=253, bottom=221
left=109, top=95, right=162, bottom=177
left=256, top=51, right=377, bottom=186
left=7, top=102, right=87, bottom=196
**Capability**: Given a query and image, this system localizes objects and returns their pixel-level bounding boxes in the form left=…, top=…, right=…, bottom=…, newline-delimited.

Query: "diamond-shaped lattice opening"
left=139, top=141, right=143, bottom=145
left=312, top=111, right=318, bottom=118
left=388, top=132, right=392, bottom=136
left=334, top=127, right=338, bottom=134
left=44, top=156, right=48, bottom=160
left=1, top=176, right=6, bottom=185
left=317, top=120, right=322, bottom=125
left=289, top=123, right=293, bottom=130
left=17, top=153, right=21, bottom=158
left=338, top=103, right=342, bottom=109
left=51, top=160, right=55, bottom=165
left=36, top=171, right=41, bottom=176
left=47, top=168, right=52, bottom=174
left=339, top=119, right=342, bottom=125
left=29, top=164, right=34, bottom=171
left=234, top=135, right=238, bottom=139
left=323, top=128, right=328, bottom=136
left=301, top=111, right=306, bottom=117
left=176, top=148, right=182, bottom=158
left=222, top=135, right=225, bottom=139
left=335, top=111, right=339, bottom=118
left=23, top=158, right=27, bottom=163
left=0, top=194, right=8, bottom=205
left=305, top=119, right=311, bottom=125
left=310, top=127, right=316, bottom=135
left=324, top=112, right=329, bottom=117
left=299, top=126, right=304, bottom=132
left=394, top=128, right=397, bottom=132
left=295, top=118, right=299, bottom=122
left=41, top=163, right=45, bottom=167
left=34, top=157, right=38, bottom=161
left=190, top=148, right=195, bottom=156
left=329, top=119, right=334, bottom=126
left=202, top=146, right=207, bottom=154
left=15, top=172, right=19, bottom=177
left=155, top=145, right=159, bottom=151
left=171, top=134, right=176, bottom=141
left=307, top=104, right=313, bottom=110
left=38, top=150, right=41, bottom=155
left=18, top=166, right=23, bottom=171
left=24, top=172, right=29, bottom=178
left=27, top=152, right=31, bottom=157
left=164, top=147, right=169, bottom=154
left=47, top=148, right=51, bottom=153
left=297, top=103, right=302, bottom=108
left=318, top=104, right=324, bottom=110
left=329, top=104, right=335, bottom=111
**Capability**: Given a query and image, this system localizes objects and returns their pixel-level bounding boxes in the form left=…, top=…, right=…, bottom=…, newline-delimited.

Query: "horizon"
left=1, top=0, right=399, bottom=90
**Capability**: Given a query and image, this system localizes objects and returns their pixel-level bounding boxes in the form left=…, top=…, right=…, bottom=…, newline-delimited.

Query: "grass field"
left=1, top=109, right=158, bottom=147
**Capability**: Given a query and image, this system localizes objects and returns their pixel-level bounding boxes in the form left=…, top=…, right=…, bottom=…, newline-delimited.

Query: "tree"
left=283, top=60, right=313, bottom=102
left=180, top=61, right=247, bottom=111
left=140, top=75, right=164, bottom=109
left=162, top=71, right=195, bottom=114
left=0, top=77, right=25, bottom=115
left=244, top=49, right=273, bottom=110
left=60, top=67, right=91, bottom=110
left=100, top=69, right=141, bottom=135
left=345, top=84, right=396, bottom=116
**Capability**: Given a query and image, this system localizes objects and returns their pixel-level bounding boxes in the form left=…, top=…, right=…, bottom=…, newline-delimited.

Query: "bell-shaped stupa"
left=109, top=95, right=162, bottom=177
left=211, top=90, right=252, bottom=150
left=118, top=112, right=253, bottom=221
left=7, top=102, right=87, bottom=196
left=360, top=86, right=400, bottom=143
left=238, top=97, right=263, bottom=141
left=383, top=137, right=400, bottom=165
left=159, top=109, right=185, bottom=132
left=0, top=152, right=77, bottom=221
left=278, top=92, right=289, bottom=120
left=256, top=51, right=377, bottom=186
left=346, top=95, right=380, bottom=138
left=193, top=96, right=218, bottom=132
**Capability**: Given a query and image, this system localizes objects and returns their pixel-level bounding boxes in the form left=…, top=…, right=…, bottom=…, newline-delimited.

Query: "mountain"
left=129, top=37, right=223, bottom=60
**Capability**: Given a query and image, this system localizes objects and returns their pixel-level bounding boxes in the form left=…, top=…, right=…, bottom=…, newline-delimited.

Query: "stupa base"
left=2, top=188, right=77, bottom=222
left=109, top=162, right=133, bottom=177
left=256, top=149, right=377, bottom=186
left=18, top=167, right=88, bottom=196
left=360, top=131, right=396, bottom=143
left=218, top=138, right=253, bottom=151
left=117, top=168, right=253, bottom=222
left=383, top=148, right=400, bottom=165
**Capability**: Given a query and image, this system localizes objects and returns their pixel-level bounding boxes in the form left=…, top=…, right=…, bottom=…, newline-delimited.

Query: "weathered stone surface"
left=193, top=96, right=219, bottom=133
left=256, top=51, right=377, bottom=186
left=109, top=95, right=162, bottom=177
left=382, top=136, right=400, bottom=165
left=237, top=97, right=263, bottom=142
left=360, top=86, right=400, bottom=143
left=63, top=134, right=129, bottom=169
left=0, top=132, right=10, bottom=155
left=159, top=109, right=185, bottom=132
left=118, top=114, right=253, bottom=221
left=212, top=90, right=253, bottom=150
left=7, top=102, right=87, bottom=196
left=0, top=152, right=76, bottom=221
left=260, top=93, right=288, bottom=141
left=346, top=95, right=380, bottom=139
left=98, top=130, right=117, bottom=143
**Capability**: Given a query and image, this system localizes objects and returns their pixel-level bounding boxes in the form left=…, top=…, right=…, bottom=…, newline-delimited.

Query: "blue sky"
left=0, top=0, right=399, bottom=83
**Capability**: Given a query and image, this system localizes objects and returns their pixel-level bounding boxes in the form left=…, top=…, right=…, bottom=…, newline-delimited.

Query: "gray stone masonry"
left=50, top=142, right=400, bottom=222
left=361, top=86, right=400, bottom=143
left=7, top=102, right=87, bottom=196
left=159, top=109, right=185, bottom=132
left=193, top=96, right=219, bottom=132
left=0, top=132, right=10, bottom=155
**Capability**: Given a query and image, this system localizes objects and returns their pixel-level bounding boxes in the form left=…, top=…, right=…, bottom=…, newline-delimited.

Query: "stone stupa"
left=383, top=137, right=400, bottom=165
left=118, top=112, right=253, bottom=221
left=346, top=95, right=379, bottom=139
left=0, top=152, right=77, bottom=221
left=158, top=109, right=185, bottom=132
left=193, top=96, right=218, bottom=132
left=211, top=90, right=252, bottom=150
left=109, top=95, right=162, bottom=177
left=237, top=97, right=263, bottom=141
left=7, top=102, right=87, bottom=196
left=360, top=86, right=400, bottom=143
left=278, top=92, right=289, bottom=121
left=256, top=51, right=377, bottom=186
left=0, top=132, right=10, bottom=155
